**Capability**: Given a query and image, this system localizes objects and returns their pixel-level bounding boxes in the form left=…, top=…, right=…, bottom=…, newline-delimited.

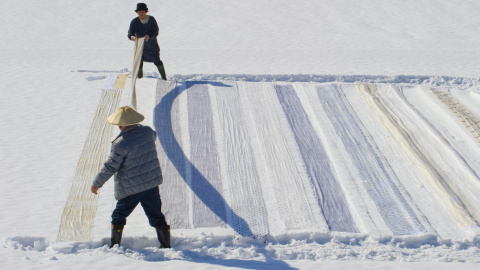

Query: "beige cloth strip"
left=131, top=37, right=145, bottom=109
left=114, top=73, right=129, bottom=90
left=57, top=77, right=124, bottom=242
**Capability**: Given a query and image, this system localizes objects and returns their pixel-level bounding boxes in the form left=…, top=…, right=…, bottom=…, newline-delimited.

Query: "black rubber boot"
left=156, top=64, right=167, bottom=81
left=156, top=225, right=171, bottom=248
left=137, top=67, right=143, bottom=79
left=110, top=225, right=124, bottom=248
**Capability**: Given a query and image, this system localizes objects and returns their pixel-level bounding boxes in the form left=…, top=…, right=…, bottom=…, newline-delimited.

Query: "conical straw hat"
left=106, top=106, right=145, bottom=126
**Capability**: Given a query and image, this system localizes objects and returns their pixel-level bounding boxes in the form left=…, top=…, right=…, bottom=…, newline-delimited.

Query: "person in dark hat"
left=128, top=3, right=167, bottom=80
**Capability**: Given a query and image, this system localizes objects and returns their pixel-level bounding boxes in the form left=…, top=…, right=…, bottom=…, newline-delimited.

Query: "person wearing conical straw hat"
left=91, top=106, right=171, bottom=249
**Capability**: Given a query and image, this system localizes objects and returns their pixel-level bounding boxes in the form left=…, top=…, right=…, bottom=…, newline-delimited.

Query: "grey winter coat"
left=93, top=125, right=163, bottom=200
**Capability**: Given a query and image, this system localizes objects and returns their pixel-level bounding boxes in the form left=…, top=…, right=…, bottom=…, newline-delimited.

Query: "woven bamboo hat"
left=106, top=106, right=145, bottom=126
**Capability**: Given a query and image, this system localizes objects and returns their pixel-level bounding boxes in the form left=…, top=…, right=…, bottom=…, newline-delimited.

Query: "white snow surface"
left=2, top=0, right=480, bottom=269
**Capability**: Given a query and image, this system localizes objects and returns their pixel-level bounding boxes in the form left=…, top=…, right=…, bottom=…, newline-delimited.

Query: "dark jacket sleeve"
left=149, top=17, right=159, bottom=38
left=93, top=143, right=125, bottom=188
left=152, top=127, right=158, bottom=139
left=127, top=19, right=137, bottom=40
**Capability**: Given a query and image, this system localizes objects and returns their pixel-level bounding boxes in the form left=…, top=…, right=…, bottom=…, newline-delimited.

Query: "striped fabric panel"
left=154, top=81, right=191, bottom=228
left=186, top=82, right=226, bottom=228
left=317, top=84, right=426, bottom=235
left=211, top=82, right=269, bottom=238
left=275, top=84, right=358, bottom=233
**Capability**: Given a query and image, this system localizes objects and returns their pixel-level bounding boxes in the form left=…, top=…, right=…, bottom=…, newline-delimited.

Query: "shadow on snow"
left=153, top=81, right=254, bottom=238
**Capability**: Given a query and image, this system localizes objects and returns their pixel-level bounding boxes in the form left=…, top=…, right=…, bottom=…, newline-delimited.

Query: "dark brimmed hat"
left=135, top=3, right=148, bottom=12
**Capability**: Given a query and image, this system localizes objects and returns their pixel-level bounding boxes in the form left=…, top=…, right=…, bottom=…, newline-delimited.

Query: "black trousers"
left=140, top=60, right=164, bottom=68
left=111, top=186, right=167, bottom=227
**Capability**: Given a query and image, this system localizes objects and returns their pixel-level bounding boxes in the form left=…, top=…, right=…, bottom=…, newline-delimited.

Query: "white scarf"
left=140, top=15, right=150, bottom=24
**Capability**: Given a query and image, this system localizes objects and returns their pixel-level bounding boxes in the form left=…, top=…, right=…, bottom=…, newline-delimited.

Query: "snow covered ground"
left=2, top=0, right=480, bottom=269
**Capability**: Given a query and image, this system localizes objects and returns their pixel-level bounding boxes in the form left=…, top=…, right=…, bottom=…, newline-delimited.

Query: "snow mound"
left=170, top=74, right=480, bottom=87
left=5, top=233, right=480, bottom=263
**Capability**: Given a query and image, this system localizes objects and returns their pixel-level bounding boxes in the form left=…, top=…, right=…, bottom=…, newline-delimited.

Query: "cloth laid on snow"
left=57, top=75, right=125, bottom=242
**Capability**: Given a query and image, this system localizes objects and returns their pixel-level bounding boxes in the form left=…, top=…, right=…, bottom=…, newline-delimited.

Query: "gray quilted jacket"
left=93, top=124, right=163, bottom=200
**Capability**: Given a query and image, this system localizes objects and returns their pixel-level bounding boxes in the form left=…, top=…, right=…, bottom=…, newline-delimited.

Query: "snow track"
left=430, top=88, right=480, bottom=144
left=57, top=74, right=126, bottom=242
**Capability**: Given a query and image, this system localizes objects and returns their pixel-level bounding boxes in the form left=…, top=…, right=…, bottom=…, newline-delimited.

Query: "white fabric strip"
left=130, top=37, right=145, bottom=109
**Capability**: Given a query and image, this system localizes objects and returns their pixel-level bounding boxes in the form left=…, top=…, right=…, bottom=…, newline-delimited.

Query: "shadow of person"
left=170, top=249, right=299, bottom=270
left=153, top=80, right=254, bottom=237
